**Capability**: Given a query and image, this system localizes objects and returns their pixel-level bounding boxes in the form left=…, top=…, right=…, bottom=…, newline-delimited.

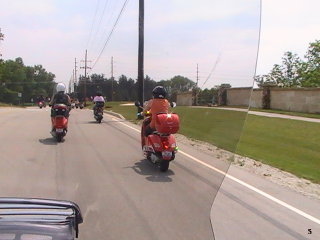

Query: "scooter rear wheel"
left=160, top=160, right=169, bottom=172
left=56, top=135, right=62, bottom=142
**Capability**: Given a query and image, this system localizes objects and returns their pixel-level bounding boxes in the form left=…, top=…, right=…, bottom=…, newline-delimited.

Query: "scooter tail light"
left=162, top=139, right=170, bottom=150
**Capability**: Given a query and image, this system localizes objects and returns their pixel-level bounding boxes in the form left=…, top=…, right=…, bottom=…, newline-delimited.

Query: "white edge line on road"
left=110, top=117, right=320, bottom=225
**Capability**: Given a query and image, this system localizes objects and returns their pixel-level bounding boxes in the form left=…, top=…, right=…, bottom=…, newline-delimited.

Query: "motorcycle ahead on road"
left=136, top=102, right=180, bottom=172
left=38, top=101, right=46, bottom=109
left=50, top=104, right=69, bottom=142
left=94, top=101, right=104, bottom=123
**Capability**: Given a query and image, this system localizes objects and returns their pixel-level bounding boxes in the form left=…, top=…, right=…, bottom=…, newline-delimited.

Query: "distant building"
left=176, top=91, right=193, bottom=106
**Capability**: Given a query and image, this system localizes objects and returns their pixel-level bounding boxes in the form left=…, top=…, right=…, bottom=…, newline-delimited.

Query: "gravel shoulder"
left=106, top=111, right=320, bottom=201
left=175, top=134, right=320, bottom=201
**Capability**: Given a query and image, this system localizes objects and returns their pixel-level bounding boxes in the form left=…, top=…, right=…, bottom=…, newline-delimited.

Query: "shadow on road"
left=38, top=138, right=58, bottom=145
left=79, top=120, right=132, bottom=124
left=129, top=159, right=174, bottom=182
left=87, top=121, right=99, bottom=124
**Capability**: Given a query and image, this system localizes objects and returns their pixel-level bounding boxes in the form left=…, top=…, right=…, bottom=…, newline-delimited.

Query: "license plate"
left=56, top=128, right=63, bottom=133
left=162, top=151, right=172, bottom=158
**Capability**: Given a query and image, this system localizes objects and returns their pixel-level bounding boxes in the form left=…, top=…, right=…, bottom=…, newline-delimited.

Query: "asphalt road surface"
left=0, top=107, right=319, bottom=240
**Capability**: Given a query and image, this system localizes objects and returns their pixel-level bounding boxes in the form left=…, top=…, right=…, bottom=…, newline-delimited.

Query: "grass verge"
left=105, top=102, right=320, bottom=183
left=237, top=115, right=320, bottom=183
left=249, top=107, right=320, bottom=119
left=0, top=102, right=12, bottom=107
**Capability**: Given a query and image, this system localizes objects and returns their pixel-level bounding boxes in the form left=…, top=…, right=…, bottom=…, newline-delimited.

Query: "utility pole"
left=111, top=56, right=114, bottom=101
left=0, top=28, right=4, bottom=58
left=74, top=58, right=77, bottom=98
left=74, top=58, right=78, bottom=85
left=137, top=0, right=144, bottom=110
left=80, top=50, right=91, bottom=105
left=195, top=64, right=199, bottom=106
left=196, top=64, right=199, bottom=87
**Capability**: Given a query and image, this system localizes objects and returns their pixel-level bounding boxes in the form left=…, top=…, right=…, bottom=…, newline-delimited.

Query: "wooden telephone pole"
left=80, top=50, right=91, bottom=105
left=137, top=0, right=144, bottom=106
left=111, top=56, right=114, bottom=101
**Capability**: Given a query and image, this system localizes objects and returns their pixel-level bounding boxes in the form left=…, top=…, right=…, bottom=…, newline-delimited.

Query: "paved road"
left=0, top=107, right=319, bottom=240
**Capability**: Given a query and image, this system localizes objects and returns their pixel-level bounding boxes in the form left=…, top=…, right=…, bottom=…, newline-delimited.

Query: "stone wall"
left=178, top=87, right=320, bottom=113
left=176, top=92, right=193, bottom=106
left=249, top=89, right=263, bottom=108
left=270, top=88, right=320, bottom=113
left=226, top=87, right=252, bottom=106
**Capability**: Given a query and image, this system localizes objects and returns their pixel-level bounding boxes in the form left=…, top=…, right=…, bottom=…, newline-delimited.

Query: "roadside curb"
left=104, top=110, right=126, bottom=120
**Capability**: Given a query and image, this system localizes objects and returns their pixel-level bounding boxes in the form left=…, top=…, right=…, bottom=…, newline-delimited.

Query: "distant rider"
left=37, top=95, right=45, bottom=104
left=93, top=91, right=105, bottom=115
left=143, top=86, right=170, bottom=136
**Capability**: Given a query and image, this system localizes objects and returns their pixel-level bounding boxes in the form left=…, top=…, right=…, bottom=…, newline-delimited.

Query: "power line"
left=89, top=0, right=110, bottom=52
left=92, top=0, right=121, bottom=55
left=201, top=53, right=222, bottom=89
left=86, top=0, right=101, bottom=49
left=90, top=0, right=130, bottom=71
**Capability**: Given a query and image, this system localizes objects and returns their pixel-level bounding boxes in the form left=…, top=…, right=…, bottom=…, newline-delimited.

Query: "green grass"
left=0, top=102, right=26, bottom=107
left=174, top=107, right=247, bottom=152
left=250, top=107, right=320, bottom=119
left=237, top=115, right=320, bottom=183
left=106, top=102, right=139, bottom=122
left=0, top=102, right=12, bottom=107
left=106, top=102, right=320, bottom=183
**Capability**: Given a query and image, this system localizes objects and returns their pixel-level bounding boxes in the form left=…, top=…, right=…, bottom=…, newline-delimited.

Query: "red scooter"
left=136, top=102, right=180, bottom=172
left=50, top=104, right=69, bottom=142
left=38, top=101, right=46, bottom=109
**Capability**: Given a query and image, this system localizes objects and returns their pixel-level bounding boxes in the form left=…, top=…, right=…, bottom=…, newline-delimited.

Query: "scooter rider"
left=37, top=95, right=45, bottom=103
left=143, top=86, right=170, bottom=136
left=93, top=91, right=105, bottom=115
left=49, top=83, right=71, bottom=118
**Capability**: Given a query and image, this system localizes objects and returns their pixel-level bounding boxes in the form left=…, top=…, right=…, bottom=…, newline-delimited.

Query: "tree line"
left=255, top=40, right=320, bottom=88
left=0, top=56, right=230, bottom=105
left=74, top=74, right=196, bottom=102
left=0, top=57, right=55, bottom=104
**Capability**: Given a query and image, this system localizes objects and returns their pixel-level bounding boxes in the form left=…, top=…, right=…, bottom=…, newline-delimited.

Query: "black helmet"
left=152, top=86, right=167, bottom=99
left=96, top=91, right=102, bottom=96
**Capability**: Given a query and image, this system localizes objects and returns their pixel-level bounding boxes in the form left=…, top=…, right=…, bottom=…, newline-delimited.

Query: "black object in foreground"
left=0, top=198, right=83, bottom=240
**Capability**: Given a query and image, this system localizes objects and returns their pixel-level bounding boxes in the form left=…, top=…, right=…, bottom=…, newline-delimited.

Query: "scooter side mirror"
left=135, top=101, right=141, bottom=107
left=170, top=102, right=177, bottom=108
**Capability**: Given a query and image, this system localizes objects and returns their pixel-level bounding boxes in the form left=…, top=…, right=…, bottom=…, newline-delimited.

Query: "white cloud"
left=0, top=0, right=56, bottom=17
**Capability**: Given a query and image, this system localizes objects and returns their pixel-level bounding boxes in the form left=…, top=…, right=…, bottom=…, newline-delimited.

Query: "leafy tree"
left=255, top=40, right=320, bottom=88
left=170, top=75, right=195, bottom=92
left=255, top=52, right=302, bottom=87
left=300, top=40, right=320, bottom=87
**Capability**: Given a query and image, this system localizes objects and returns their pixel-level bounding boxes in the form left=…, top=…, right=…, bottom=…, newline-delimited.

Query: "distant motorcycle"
left=50, top=104, right=69, bottom=142
left=38, top=101, right=45, bottom=109
left=79, top=103, right=84, bottom=109
left=136, top=102, right=179, bottom=172
left=94, top=102, right=104, bottom=123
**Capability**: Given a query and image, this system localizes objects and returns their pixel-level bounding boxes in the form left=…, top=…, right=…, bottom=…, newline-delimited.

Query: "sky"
left=0, top=0, right=319, bottom=89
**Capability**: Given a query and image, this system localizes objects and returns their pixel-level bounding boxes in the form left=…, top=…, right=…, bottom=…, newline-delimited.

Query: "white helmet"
left=56, top=83, right=66, bottom=92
